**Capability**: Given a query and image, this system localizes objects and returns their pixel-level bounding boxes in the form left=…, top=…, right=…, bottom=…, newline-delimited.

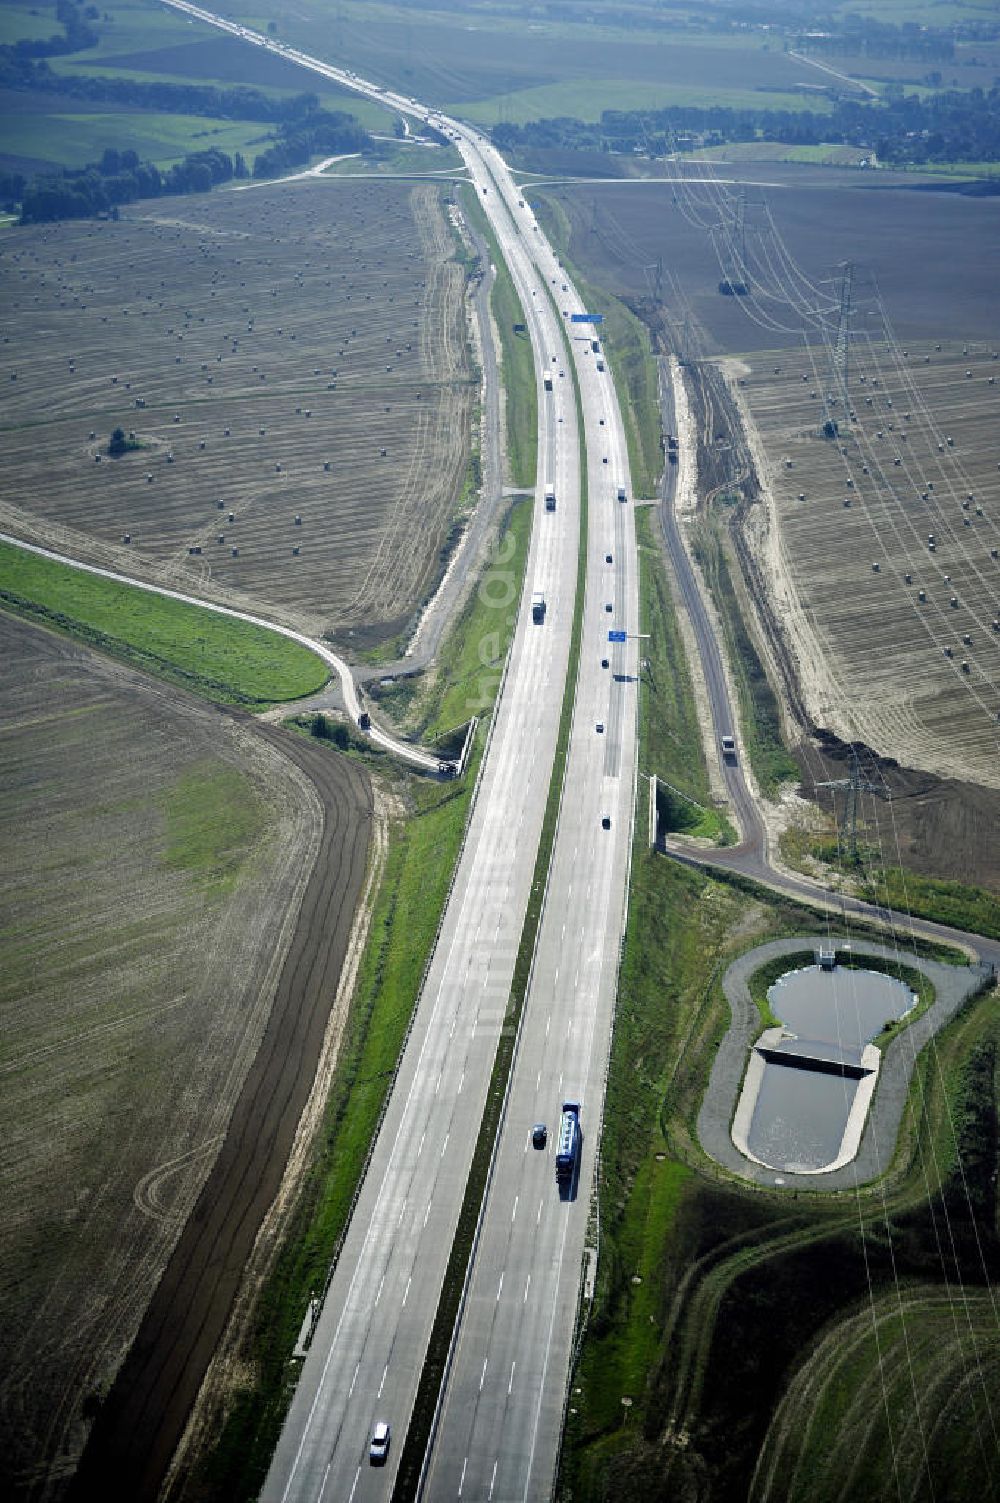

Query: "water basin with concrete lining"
left=734, top=960, right=916, bottom=1174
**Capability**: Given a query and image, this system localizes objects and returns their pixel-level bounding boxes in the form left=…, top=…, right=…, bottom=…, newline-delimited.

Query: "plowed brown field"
left=0, top=613, right=371, bottom=1501
left=0, top=177, right=473, bottom=649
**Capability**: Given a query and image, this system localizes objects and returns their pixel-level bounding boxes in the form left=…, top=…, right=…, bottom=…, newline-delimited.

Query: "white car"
left=369, top=1420, right=390, bottom=1465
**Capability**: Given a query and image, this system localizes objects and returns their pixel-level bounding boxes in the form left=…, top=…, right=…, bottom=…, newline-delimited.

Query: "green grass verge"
left=781, top=831, right=1000, bottom=942
left=191, top=768, right=475, bottom=1501
left=636, top=509, right=731, bottom=845
left=0, top=541, right=327, bottom=707
left=373, top=496, right=533, bottom=743
left=532, top=190, right=662, bottom=499
left=688, top=518, right=798, bottom=799
left=461, top=183, right=537, bottom=490
left=393, top=319, right=589, bottom=1502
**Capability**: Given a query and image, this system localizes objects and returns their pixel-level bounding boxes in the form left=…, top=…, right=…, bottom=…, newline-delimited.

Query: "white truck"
left=531, top=591, right=546, bottom=623
left=543, top=373, right=553, bottom=392
left=617, top=485, right=627, bottom=503
left=721, top=734, right=737, bottom=761
left=544, top=484, right=556, bottom=512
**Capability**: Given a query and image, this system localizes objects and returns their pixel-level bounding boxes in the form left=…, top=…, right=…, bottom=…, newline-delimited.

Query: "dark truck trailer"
left=555, top=1100, right=581, bottom=1183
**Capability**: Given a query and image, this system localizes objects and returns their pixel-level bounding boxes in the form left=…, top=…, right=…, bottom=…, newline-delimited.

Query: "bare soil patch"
left=0, top=613, right=371, bottom=1500
left=0, top=178, right=473, bottom=650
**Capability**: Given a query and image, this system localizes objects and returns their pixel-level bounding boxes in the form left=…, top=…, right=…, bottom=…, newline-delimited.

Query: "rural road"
left=652, top=366, right=1000, bottom=972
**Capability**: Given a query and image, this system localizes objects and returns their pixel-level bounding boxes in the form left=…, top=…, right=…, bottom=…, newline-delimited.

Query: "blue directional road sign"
left=608, top=629, right=627, bottom=642
left=570, top=312, right=604, bottom=324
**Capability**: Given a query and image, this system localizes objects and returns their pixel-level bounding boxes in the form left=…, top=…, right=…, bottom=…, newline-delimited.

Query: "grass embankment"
left=781, top=830, right=1000, bottom=942
left=192, top=427, right=536, bottom=1499
left=532, top=190, right=662, bottom=499
left=462, top=183, right=537, bottom=490
left=0, top=541, right=327, bottom=707
left=393, top=327, right=590, bottom=1501
left=373, top=496, right=533, bottom=743
left=636, top=508, right=730, bottom=843
left=558, top=493, right=999, bottom=1501
left=689, top=518, right=798, bottom=798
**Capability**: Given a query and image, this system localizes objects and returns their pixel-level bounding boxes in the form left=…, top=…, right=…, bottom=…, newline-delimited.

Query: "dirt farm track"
left=0, top=613, right=372, bottom=1502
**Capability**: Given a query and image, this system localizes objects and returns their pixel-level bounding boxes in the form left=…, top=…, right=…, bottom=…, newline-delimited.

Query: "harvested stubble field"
left=734, top=340, right=1000, bottom=791
left=544, top=167, right=1000, bottom=357
left=0, top=611, right=372, bottom=1500
left=0, top=176, right=474, bottom=653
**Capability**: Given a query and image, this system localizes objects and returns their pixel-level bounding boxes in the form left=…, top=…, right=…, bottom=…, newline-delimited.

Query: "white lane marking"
left=378, top=1363, right=388, bottom=1398
left=508, top=1360, right=516, bottom=1395
left=479, top=1358, right=489, bottom=1392
left=402, top=1275, right=412, bottom=1307
left=496, top=1271, right=504, bottom=1303
left=566, top=1017, right=573, bottom=1036
left=440, top=1132, right=450, bottom=1158
left=348, top=1361, right=360, bottom=1397
left=375, top=1274, right=385, bottom=1306
left=347, top=1467, right=360, bottom=1503
left=524, top=1273, right=531, bottom=1303
left=545, top=1015, right=551, bottom=1038
left=511, top=1195, right=518, bottom=1223
left=397, top=1198, right=407, bottom=1227
left=417, top=1130, right=426, bottom=1158
left=424, top=1199, right=433, bottom=1228
left=459, top=1457, right=468, bottom=1497
left=435, top=1074, right=441, bottom=1097
left=458, top=1069, right=465, bottom=1094
left=537, top=1199, right=544, bottom=1226
left=536, top=1069, right=541, bottom=1089
left=489, top=1458, right=499, bottom=1500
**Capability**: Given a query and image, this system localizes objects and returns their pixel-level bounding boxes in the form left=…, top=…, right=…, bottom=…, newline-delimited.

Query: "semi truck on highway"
left=543, top=373, right=553, bottom=391
left=617, top=486, right=627, bottom=503
left=531, top=591, right=546, bottom=623
left=555, top=1101, right=581, bottom=1183
left=721, top=734, right=737, bottom=761
left=544, top=485, right=556, bottom=512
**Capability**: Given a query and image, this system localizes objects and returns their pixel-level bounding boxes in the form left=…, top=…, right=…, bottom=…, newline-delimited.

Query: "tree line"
left=492, top=84, right=1000, bottom=169
left=14, top=107, right=371, bottom=224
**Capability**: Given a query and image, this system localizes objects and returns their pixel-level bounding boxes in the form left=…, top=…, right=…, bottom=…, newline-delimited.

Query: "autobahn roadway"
left=142, top=13, right=642, bottom=1500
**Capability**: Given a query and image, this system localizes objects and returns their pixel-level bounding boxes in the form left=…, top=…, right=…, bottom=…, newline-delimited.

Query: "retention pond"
left=735, top=960, right=916, bottom=1174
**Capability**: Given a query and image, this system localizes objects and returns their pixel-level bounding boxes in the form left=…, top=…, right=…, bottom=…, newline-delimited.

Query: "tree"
left=108, top=426, right=127, bottom=456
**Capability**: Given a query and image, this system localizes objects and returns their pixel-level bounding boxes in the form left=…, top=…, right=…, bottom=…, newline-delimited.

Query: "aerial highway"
left=147, top=6, right=640, bottom=1499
